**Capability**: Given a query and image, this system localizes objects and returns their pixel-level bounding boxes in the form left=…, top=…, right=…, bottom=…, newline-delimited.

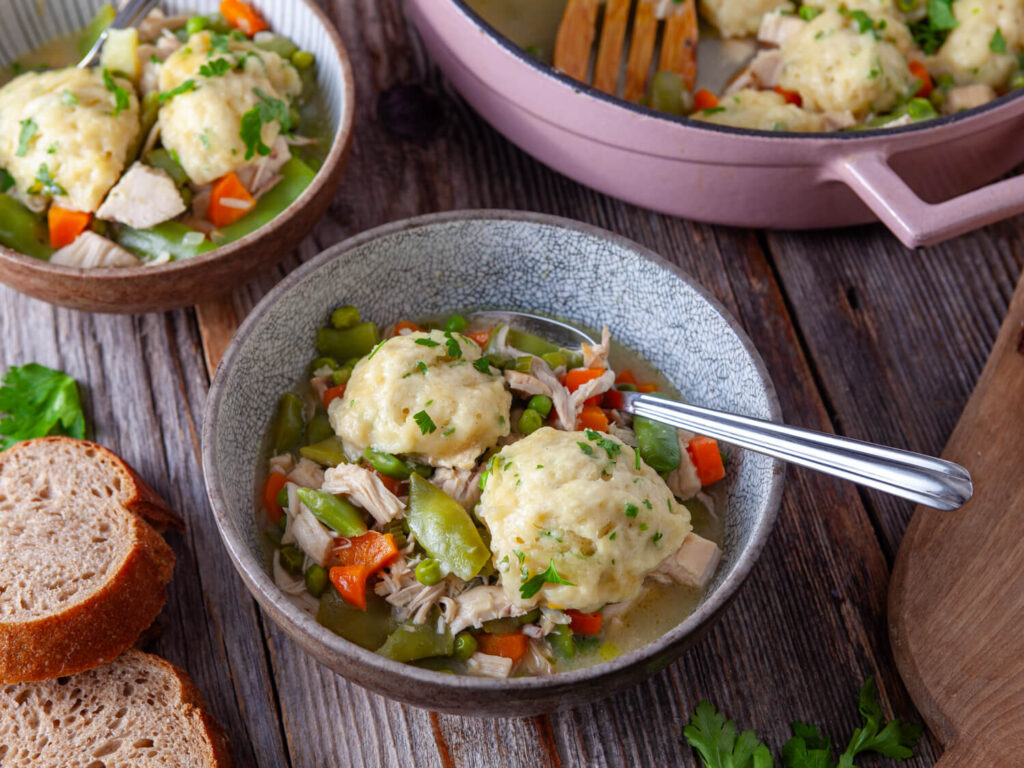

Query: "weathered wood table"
left=2, top=1, right=1020, bottom=765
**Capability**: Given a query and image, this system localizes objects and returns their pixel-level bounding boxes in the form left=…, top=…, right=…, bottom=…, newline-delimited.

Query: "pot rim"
left=448, top=0, right=1024, bottom=143
left=0, top=0, right=356, bottom=280
left=202, top=208, right=786, bottom=698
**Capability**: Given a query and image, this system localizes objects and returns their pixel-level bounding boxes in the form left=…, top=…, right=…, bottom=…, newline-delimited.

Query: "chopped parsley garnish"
left=102, top=68, right=131, bottom=115
left=16, top=119, right=37, bottom=157
left=416, top=361, right=428, bottom=374
left=798, top=5, right=821, bottom=20
left=0, top=363, right=87, bottom=450
left=910, top=0, right=958, bottom=54
left=30, top=163, right=65, bottom=196
left=584, top=428, right=601, bottom=440
left=519, top=559, right=575, bottom=599
left=415, top=338, right=440, bottom=347
left=845, top=9, right=879, bottom=37
left=577, top=441, right=594, bottom=456
left=643, top=499, right=653, bottom=510
left=472, top=357, right=492, bottom=375
left=60, top=89, right=78, bottom=107
left=0, top=168, right=13, bottom=192
left=608, top=532, right=617, bottom=540
left=635, top=448, right=641, bottom=470
left=443, top=333, right=462, bottom=359
left=702, top=106, right=726, bottom=115
left=990, top=27, right=1007, bottom=53
left=442, top=426, right=456, bottom=437
left=652, top=532, right=662, bottom=543
left=367, top=338, right=388, bottom=360
left=625, top=503, right=639, bottom=518
left=199, top=57, right=233, bottom=77
left=639, top=522, right=648, bottom=531
left=210, top=33, right=232, bottom=52
left=413, top=410, right=437, bottom=434
left=239, top=87, right=293, bottom=160
left=514, top=549, right=526, bottom=564
left=157, top=78, right=197, bottom=103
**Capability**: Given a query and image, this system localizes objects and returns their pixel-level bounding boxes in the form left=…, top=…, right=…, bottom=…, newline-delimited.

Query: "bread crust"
left=0, top=437, right=179, bottom=684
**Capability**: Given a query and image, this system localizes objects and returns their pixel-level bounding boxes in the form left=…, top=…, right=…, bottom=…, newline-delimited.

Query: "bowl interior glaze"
left=203, top=211, right=784, bottom=714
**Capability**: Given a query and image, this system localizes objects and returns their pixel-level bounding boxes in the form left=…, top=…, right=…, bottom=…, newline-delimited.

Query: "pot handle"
left=830, top=151, right=1024, bottom=248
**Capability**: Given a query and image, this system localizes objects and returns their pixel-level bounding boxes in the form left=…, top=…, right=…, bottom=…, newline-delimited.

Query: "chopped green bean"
left=541, top=351, right=567, bottom=369
left=304, top=564, right=328, bottom=597
left=279, top=544, right=304, bottom=575
left=316, top=322, right=380, bottom=361
left=527, top=395, right=553, bottom=418
left=306, top=410, right=334, bottom=444
left=270, top=393, right=305, bottom=452
left=517, top=409, right=543, bottom=435
left=453, top=632, right=477, bottom=660
left=330, top=366, right=353, bottom=386
left=377, top=623, right=454, bottom=662
left=0, top=195, right=52, bottom=260
left=444, top=315, right=468, bottom=333
left=185, top=15, right=208, bottom=35
left=506, top=328, right=560, bottom=357
left=330, top=305, right=360, bottom=330
left=145, top=148, right=188, bottom=189
left=300, top=436, right=347, bottom=467
left=514, top=356, right=533, bottom=373
left=310, top=356, right=338, bottom=372
left=407, top=474, right=490, bottom=581
left=364, top=446, right=411, bottom=479
left=295, top=487, right=367, bottom=536
left=548, top=624, right=575, bottom=659
left=381, top=519, right=409, bottom=549
left=291, top=50, right=315, bottom=69
left=117, top=221, right=216, bottom=262
left=414, top=558, right=443, bottom=585
left=317, top=587, right=394, bottom=650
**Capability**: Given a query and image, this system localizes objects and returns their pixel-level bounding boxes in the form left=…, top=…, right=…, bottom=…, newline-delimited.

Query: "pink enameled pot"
left=406, top=0, right=1024, bottom=247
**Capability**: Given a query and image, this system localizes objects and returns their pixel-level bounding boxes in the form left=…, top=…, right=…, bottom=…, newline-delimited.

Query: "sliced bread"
left=0, top=437, right=182, bottom=684
left=0, top=648, right=233, bottom=767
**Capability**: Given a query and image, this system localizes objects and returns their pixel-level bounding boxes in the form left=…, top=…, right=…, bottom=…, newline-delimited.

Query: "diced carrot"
left=566, top=609, right=603, bottom=635
left=477, top=632, right=529, bottom=662
left=465, top=330, right=492, bottom=348
left=909, top=60, right=933, bottom=97
left=577, top=404, right=609, bottom=432
left=393, top=321, right=421, bottom=336
left=262, top=472, right=288, bottom=524
left=615, top=370, right=638, bottom=386
left=47, top=206, right=91, bottom=248
left=332, top=531, right=398, bottom=573
left=329, top=564, right=371, bottom=610
left=219, top=0, right=268, bottom=35
left=636, top=382, right=658, bottom=393
left=322, top=384, right=346, bottom=408
left=565, top=367, right=606, bottom=393
left=603, top=388, right=624, bottom=410
left=373, top=470, right=405, bottom=496
left=687, top=435, right=725, bottom=486
left=208, top=172, right=255, bottom=227
left=773, top=86, right=802, bottom=106
left=694, top=89, right=718, bottom=111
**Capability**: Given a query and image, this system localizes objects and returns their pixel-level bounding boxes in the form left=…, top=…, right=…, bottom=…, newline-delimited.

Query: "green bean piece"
left=291, top=50, right=316, bottom=69
left=270, top=392, right=305, bottom=453
left=650, top=69, right=694, bottom=115
left=300, top=436, right=347, bottom=467
left=276, top=486, right=289, bottom=507
left=506, top=328, right=560, bottom=357
left=616, top=383, right=638, bottom=392
left=78, top=3, right=115, bottom=56
left=377, top=623, right=454, bottom=662
left=517, top=608, right=541, bottom=625
left=443, top=314, right=469, bottom=333
left=295, top=487, right=367, bottom=536
left=514, top=356, right=534, bottom=373
left=306, top=410, right=334, bottom=444
left=304, top=564, right=329, bottom=598
left=453, top=632, right=477, bottom=660
left=254, top=34, right=299, bottom=59
left=412, top=657, right=458, bottom=673
left=317, top=587, right=395, bottom=650
left=381, top=519, right=409, bottom=549
left=330, top=366, right=353, bottom=386
left=316, top=322, right=381, bottom=362
left=481, top=616, right=520, bottom=634
left=0, top=195, right=52, bottom=260
left=484, top=353, right=512, bottom=370
left=117, top=221, right=216, bottom=262
left=634, top=399, right=680, bottom=473
left=907, top=97, right=938, bottom=122
left=410, top=462, right=433, bottom=479
left=517, top=409, right=543, bottom=436
left=414, top=558, right=443, bottom=586
left=541, top=351, right=567, bottom=369
left=310, top=356, right=338, bottom=373
left=215, top=158, right=316, bottom=243
left=527, top=394, right=553, bottom=418
left=330, top=305, right=360, bottom=330
left=364, top=446, right=411, bottom=479
left=548, top=624, right=575, bottom=660
left=279, top=544, right=304, bottom=575
left=185, top=15, right=208, bottom=35
left=277, top=515, right=288, bottom=533
left=407, top=474, right=491, bottom=581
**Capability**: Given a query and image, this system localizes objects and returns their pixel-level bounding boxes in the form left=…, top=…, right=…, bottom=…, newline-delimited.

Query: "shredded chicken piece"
left=244, top=136, right=291, bottom=196
left=268, top=454, right=294, bottom=476
left=430, top=466, right=483, bottom=510
left=518, top=640, right=553, bottom=676
left=466, top=652, right=514, bottom=678
left=666, top=429, right=701, bottom=500
left=758, top=11, right=806, bottom=46
left=607, top=423, right=637, bottom=447
left=97, top=162, right=185, bottom=229
left=322, top=463, right=404, bottom=525
left=282, top=506, right=333, bottom=566
left=374, top=552, right=454, bottom=624
left=568, top=368, right=615, bottom=417
left=488, top=325, right=518, bottom=359
left=581, top=326, right=611, bottom=369
left=824, top=111, right=857, bottom=131
left=651, top=533, right=723, bottom=590
left=287, top=457, right=324, bottom=489
left=538, top=607, right=570, bottom=636
left=725, top=50, right=784, bottom=94
left=310, top=374, right=330, bottom=402
left=504, top=358, right=574, bottom=430
left=447, top=585, right=528, bottom=635
left=253, top=173, right=283, bottom=200
left=50, top=231, right=140, bottom=268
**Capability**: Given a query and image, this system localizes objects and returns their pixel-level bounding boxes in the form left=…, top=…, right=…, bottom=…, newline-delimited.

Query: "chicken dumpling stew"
left=258, top=308, right=727, bottom=677
left=0, top=2, right=327, bottom=267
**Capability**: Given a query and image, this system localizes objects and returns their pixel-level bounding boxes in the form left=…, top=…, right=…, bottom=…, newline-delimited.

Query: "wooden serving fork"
left=554, top=0, right=698, bottom=103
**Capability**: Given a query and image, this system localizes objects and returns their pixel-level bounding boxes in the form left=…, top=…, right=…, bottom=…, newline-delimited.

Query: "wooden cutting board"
left=889, top=271, right=1024, bottom=766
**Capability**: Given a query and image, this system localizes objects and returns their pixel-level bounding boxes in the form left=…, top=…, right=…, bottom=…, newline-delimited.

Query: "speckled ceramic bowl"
left=202, top=210, right=784, bottom=716
left=0, top=0, right=354, bottom=313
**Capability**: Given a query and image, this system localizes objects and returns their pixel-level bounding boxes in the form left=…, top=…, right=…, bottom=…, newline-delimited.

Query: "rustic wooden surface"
left=1, top=1, right=1021, bottom=765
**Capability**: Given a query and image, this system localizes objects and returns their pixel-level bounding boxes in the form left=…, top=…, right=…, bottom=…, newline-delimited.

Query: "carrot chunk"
left=465, top=330, right=492, bottom=348
left=603, top=388, right=624, bottom=410
left=908, top=60, right=933, bottom=97
left=332, top=531, right=399, bottom=573
left=477, top=632, right=529, bottom=662
left=262, top=473, right=288, bottom=524
left=208, top=172, right=255, bottom=227
left=566, top=609, right=603, bottom=635
left=48, top=206, right=91, bottom=248
left=773, top=86, right=802, bottom=106
left=322, top=384, right=346, bottom=408
left=577, top=404, right=609, bottom=432
left=393, top=321, right=421, bottom=335
left=219, top=0, right=269, bottom=35
left=636, top=382, right=658, bottom=393
left=615, top=370, right=638, bottom=386
left=329, top=564, right=371, bottom=610
left=694, top=89, right=718, bottom=111
left=565, top=367, right=606, bottom=393
left=687, top=435, right=725, bottom=486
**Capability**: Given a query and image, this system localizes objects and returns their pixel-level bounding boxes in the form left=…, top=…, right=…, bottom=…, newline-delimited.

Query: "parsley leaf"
left=684, top=701, right=774, bottom=768
left=846, top=9, right=878, bottom=37
left=519, top=558, right=575, bottom=599
left=16, top=118, right=37, bottom=157
left=102, top=69, right=130, bottom=115
left=367, top=338, right=388, bottom=360
left=157, top=78, right=197, bottom=103
left=472, top=357, right=493, bottom=375
left=415, top=338, right=440, bottom=347
left=927, top=0, right=958, bottom=30
left=0, top=168, right=13, bottom=192
left=416, top=361, right=428, bottom=374
left=29, top=163, right=65, bottom=196
left=209, top=33, right=232, bottom=52
left=782, top=723, right=832, bottom=768
left=239, top=87, right=293, bottom=160
left=0, top=363, right=87, bottom=450
left=625, top=503, right=639, bottom=517
left=577, top=441, right=594, bottom=456
left=199, top=57, right=233, bottom=77
left=413, top=410, right=437, bottom=434
left=910, top=0, right=958, bottom=53
left=990, top=27, right=1007, bottom=53
left=444, top=332, right=462, bottom=359
left=60, top=89, right=78, bottom=107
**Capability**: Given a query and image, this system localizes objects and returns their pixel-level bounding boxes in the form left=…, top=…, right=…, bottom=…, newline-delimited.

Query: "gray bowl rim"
left=202, top=209, right=785, bottom=695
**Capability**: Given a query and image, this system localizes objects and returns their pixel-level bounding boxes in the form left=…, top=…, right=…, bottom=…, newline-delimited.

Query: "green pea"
left=443, top=315, right=469, bottom=333
left=330, top=305, right=360, bottom=330
left=453, top=631, right=477, bottom=660
left=364, top=446, right=411, bottom=479
left=304, top=564, right=328, bottom=598
left=1010, top=70, right=1024, bottom=90
left=311, top=357, right=340, bottom=372
left=541, top=351, right=567, bottom=369
left=514, top=356, right=533, bottom=373
left=279, top=544, right=304, bottom=575
left=527, top=394, right=553, bottom=418
left=291, top=50, right=315, bottom=69
left=185, top=15, right=208, bottom=35
left=517, top=409, right=543, bottom=436
left=415, top=558, right=443, bottom=586
left=331, top=365, right=353, bottom=386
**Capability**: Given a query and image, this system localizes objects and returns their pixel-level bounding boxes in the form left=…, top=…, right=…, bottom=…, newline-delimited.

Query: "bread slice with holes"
left=0, top=437, right=182, bottom=684
left=0, top=647, right=233, bottom=767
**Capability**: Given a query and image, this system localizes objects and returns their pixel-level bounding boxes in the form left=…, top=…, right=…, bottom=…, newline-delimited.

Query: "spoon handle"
left=622, top=393, right=973, bottom=511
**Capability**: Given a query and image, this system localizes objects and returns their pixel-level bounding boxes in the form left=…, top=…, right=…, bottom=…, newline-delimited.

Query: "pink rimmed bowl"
left=406, top=0, right=1024, bottom=247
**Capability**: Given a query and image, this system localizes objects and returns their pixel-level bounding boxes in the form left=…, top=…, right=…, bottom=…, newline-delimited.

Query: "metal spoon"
left=78, top=0, right=161, bottom=69
left=471, top=310, right=973, bottom=511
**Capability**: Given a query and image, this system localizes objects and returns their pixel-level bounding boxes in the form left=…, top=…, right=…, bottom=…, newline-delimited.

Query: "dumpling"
left=700, top=0, right=794, bottom=38
left=693, top=88, right=828, bottom=131
left=478, top=428, right=692, bottom=612
left=329, top=330, right=512, bottom=469
left=935, top=0, right=1023, bottom=88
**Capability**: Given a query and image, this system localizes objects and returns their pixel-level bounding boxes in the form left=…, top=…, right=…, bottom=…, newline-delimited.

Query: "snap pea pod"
left=299, top=436, right=347, bottom=467
left=481, top=609, right=541, bottom=635
left=407, top=474, right=490, bottom=581
left=506, top=327, right=560, bottom=357
left=364, top=446, right=411, bottom=479
left=215, top=158, right=316, bottom=243
left=295, top=487, right=367, bottom=536
left=317, top=587, right=394, bottom=650
left=254, top=33, right=299, bottom=59
left=306, top=410, right=334, bottom=444
left=0, top=195, right=52, bottom=260
left=317, top=321, right=380, bottom=362
left=634, top=395, right=680, bottom=473
left=145, top=148, right=189, bottom=186
left=116, top=222, right=216, bottom=262
left=548, top=624, right=575, bottom=660
left=270, top=392, right=305, bottom=452
left=78, top=3, right=115, bottom=56
left=377, top=623, right=454, bottom=662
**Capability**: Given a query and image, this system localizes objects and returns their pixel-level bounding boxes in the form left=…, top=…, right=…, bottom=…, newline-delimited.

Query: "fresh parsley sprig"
left=0, top=364, right=87, bottom=450
left=519, top=558, right=575, bottom=599
left=102, top=69, right=131, bottom=115
left=684, top=701, right=774, bottom=768
left=240, top=87, right=293, bottom=159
